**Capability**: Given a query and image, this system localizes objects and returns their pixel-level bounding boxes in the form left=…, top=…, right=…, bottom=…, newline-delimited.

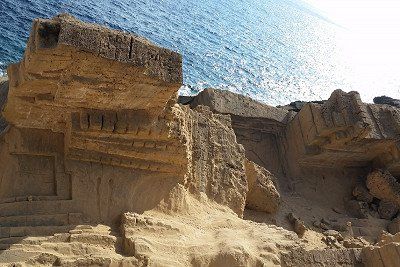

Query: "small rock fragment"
left=322, top=235, right=341, bottom=248
left=352, top=185, right=373, bottom=203
left=245, top=160, right=281, bottom=213
left=287, top=213, right=307, bottom=237
left=323, top=230, right=343, bottom=241
left=366, top=169, right=400, bottom=206
left=378, top=201, right=398, bottom=220
left=312, top=220, right=330, bottom=230
left=343, top=237, right=369, bottom=248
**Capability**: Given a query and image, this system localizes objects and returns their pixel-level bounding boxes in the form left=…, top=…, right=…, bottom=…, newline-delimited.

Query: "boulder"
left=352, top=184, right=374, bottom=203
left=244, top=160, right=280, bottom=213
left=322, top=235, right=342, bottom=248
left=378, top=201, right=398, bottom=220
left=366, top=169, right=400, bottom=207
left=287, top=213, right=307, bottom=237
left=343, top=237, right=369, bottom=249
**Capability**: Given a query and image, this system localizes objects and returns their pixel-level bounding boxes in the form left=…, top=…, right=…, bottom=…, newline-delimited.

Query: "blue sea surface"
left=0, top=0, right=398, bottom=105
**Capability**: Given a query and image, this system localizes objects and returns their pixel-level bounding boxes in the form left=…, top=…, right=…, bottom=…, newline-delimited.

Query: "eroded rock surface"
left=362, top=232, right=400, bottom=267
left=366, top=169, right=400, bottom=207
left=2, top=13, right=400, bottom=267
left=373, top=95, right=400, bottom=108
left=245, top=159, right=280, bottom=213
left=184, top=105, right=248, bottom=216
left=119, top=191, right=303, bottom=267
left=184, top=88, right=291, bottom=179
left=285, top=89, right=400, bottom=173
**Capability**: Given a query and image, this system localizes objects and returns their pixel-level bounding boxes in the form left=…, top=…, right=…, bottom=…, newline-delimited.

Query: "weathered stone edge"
left=33, top=14, right=182, bottom=84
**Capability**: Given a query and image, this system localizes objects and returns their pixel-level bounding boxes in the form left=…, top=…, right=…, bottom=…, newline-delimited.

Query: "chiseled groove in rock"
left=8, top=13, right=400, bottom=266
left=67, top=138, right=186, bottom=166
left=67, top=148, right=185, bottom=174
left=35, top=14, right=182, bottom=84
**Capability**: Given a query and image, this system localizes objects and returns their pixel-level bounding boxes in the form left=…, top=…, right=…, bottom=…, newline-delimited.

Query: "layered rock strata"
left=184, top=88, right=292, bottom=178
left=1, top=13, right=400, bottom=266
left=0, top=13, right=252, bottom=228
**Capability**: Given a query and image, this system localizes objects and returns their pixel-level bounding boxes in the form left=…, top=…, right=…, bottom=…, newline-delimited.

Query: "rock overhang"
left=33, top=14, right=182, bottom=84
left=3, top=14, right=183, bottom=132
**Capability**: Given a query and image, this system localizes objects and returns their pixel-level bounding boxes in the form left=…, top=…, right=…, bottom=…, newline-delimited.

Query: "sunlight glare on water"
left=306, top=0, right=400, bottom=102
left=0, top=0, right=399, bottom=104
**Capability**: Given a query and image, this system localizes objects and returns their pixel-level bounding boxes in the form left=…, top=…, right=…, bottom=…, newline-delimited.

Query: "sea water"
left=0, top=0, right=398, bottom=105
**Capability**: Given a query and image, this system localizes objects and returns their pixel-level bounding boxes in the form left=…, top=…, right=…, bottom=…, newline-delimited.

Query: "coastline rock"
left=177, top=95, right=195, bottom=105
left=281, top=248, right=362, bottom=267
left=373, top=95, right=400, bottom=108
left=0, top=77, right=8, bottom=133
left=284, top=89, right=400, bottom=175
left=185, top=88, right=291, bottom=177
left=0, top=13, right=247, bottom=227
left=278, top=100, right=325, bottom=112
left=188, top=88, right=290, bottom=123
left=244, top=159, right=280, bottom=213
left=2, top=13, right=400, bottom=266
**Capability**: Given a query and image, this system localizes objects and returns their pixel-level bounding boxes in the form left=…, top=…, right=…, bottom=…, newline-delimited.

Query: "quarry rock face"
left=0, top=13, right=186, bottom=226
left=188, top=88, right=291, bottom=123
left=245, top=159, right=281, bottom=213
left=284, top=89, right=400, bottom=172
left=183, top=105, right=248, bottom=216
left=0, top=13, right=251, bottom=227
left=1, top=14, right=400, bottom=266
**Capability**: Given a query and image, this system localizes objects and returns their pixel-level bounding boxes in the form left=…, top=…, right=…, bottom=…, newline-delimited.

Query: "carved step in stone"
left=0, top=200, right=77, bottom=217
left=0, top=234, right=59, bottom=250
left=0, top=195, right=68, bottom=204
left=0, top=213, right=83, bottom=227
left=69, top=233, right=118, bottom=248
left=0, top=214, right=67, bottom=227
left=0, top=237, right=25, bottom=244
left=0, top=225, right=75, bottom=238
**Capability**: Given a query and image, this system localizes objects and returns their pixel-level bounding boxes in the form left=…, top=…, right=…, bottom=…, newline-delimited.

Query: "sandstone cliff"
left=0, top=14, right=399, bottom=266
